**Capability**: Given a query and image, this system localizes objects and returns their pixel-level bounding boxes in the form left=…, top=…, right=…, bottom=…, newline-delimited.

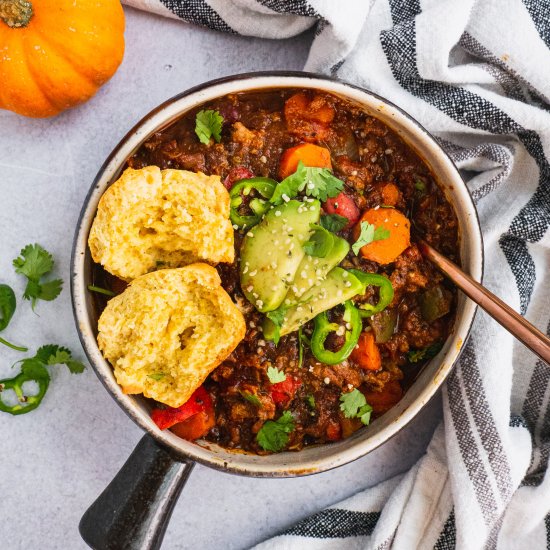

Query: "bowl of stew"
left=72, top=72, right=482, bottom=477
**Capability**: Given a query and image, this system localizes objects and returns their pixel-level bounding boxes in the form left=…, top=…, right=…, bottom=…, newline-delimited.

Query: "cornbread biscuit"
left=97, top=264, right=245, bottom=408
left=89, top=166, right=234, bottom=281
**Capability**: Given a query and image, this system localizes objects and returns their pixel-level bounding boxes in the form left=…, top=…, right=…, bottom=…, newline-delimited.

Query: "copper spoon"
left=417, top=238, right=550, bottom=364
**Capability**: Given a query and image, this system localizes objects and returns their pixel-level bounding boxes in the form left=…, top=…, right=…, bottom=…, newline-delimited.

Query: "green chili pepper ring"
left=349, top=269, right=394, bottom=318
left=0, top=283, right=28, bottom=352
left=0, top=360, right=50, bottom=415
left=229, top=177, right=277, bottom=229
left=311, top=301, right=362, bottom=365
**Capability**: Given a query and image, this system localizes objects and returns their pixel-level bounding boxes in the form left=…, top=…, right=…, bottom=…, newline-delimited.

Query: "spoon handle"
left=417, top=240, right=550, bottom=364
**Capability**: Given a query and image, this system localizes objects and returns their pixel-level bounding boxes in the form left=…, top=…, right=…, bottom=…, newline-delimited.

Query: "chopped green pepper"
left=310, top=301, right=362, bottom=365
left=0, top=284, right=28, bottom=352
left=420, top=285, right=452, bottom=322
left=349, top=269, right=394, bottom=318
left=0, top=358, right=50, bottom=415
left=368, top=308, right=397, bottom=343
left=229, top=177, right=277, bottom=229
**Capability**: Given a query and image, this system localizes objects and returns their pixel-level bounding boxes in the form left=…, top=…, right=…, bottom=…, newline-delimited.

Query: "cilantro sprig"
left=13, top=244, right=63, bottom=309
left=256, top=411, right=295, bottom=452
left=340, top=389, right=373, bottom=426
left=352, top=222, right=390, bottom=255
left=32, top=344, right=86, bottom=374
left=270, top=161, right=344, bottom=205
left=195, top=109, right=224, bottom=145
left=408, top=341, right=443, bottom=363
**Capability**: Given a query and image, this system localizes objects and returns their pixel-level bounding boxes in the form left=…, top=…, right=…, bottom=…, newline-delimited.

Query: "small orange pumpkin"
left=0, top=0, right=125, bottom=118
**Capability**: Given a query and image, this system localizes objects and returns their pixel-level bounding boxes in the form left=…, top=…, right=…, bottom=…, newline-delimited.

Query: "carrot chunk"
left=284, top=93, right=335, bottom=142
left=350, top=331, right=382, bottom=371
left=380, top=183, right=401, bottom=206
left=363, top=381, right=403, bottom=414
left=278, top=143, right=332, bottom=179
left=284, top=92, right=335, bottom=124
left=353, top=208, right=411, bottom=264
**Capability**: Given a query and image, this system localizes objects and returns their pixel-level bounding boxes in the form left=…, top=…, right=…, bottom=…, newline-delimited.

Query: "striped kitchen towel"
left=124, top=0, right=550, bottom=548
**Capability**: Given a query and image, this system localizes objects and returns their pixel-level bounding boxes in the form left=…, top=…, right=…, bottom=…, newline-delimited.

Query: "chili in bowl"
left=73, top=72, right=482, bottom=549
left=90, top=87, right=461, bottom=454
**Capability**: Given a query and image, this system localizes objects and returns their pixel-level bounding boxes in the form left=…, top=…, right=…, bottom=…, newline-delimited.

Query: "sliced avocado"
left=285, top=234, right=350, bottom=304
left=240, top=199, right=320, bottom=312
left=263, top=267, right=364, bottom=339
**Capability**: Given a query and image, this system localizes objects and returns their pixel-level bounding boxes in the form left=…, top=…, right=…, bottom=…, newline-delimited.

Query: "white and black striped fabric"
left=124, top=1, right=550, bottom=547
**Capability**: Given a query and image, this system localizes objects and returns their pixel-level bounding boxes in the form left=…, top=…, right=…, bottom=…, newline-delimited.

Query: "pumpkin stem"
left=0, top=0, right=33, bottom=28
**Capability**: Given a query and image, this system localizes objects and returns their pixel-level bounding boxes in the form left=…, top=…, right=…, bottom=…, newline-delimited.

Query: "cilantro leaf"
left=195, top=109, right=224, bottom=145
left=13, top=244, right=63, bottom=309
left=358, top=403, right=373, bottom=425
left=340, top=388, right=366, bottom=418
left=22, top=279, right=41, bottom=303
left=407, top=341, right=443, bottom=363
left=240, top=391, right=262, bottom=407
left=302, top=224, right=334, bottom=258
left=266, top=308, right=287, bottom=328
left=339, top=389, right=373, bottom=426
left=148, top=373, right=166, bottom=381
left=270, top=161, right=344, bottom=205
left=267, top=366, right=286, bottom=384
left=320, top=214, right=348, bottom=233
left=20, top=358, right=50, bottom=382
left=256, top=411, right=295, bottom=452
left=34, top=344, right=62, bottom=363
left=265, top=307, right=289, bottom=345
left=13, top=244, right=53, bottom=280
left=375, top=227, right=391, bottom=240
left=37, top=279, right=63, bottom=301
left=352, top=222, right=391, bottom=255
left=45, top=348, right=72, bottom=366
left=34, top=344, right=86, bottom=374
left=306, top=394, right=316, bottom=409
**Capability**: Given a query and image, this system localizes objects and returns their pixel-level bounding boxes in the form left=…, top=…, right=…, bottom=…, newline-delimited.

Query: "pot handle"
left=79, top=433, right=194, bottom=550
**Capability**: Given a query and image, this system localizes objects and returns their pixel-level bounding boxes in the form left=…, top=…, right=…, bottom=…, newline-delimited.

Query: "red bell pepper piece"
left=171, top=410, right=216, bottom=441
left=270, top=376, right=301, bottom=405
left=363, top=380, right=403, bottom=414
left=151, top=386, right=212, bottom=430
